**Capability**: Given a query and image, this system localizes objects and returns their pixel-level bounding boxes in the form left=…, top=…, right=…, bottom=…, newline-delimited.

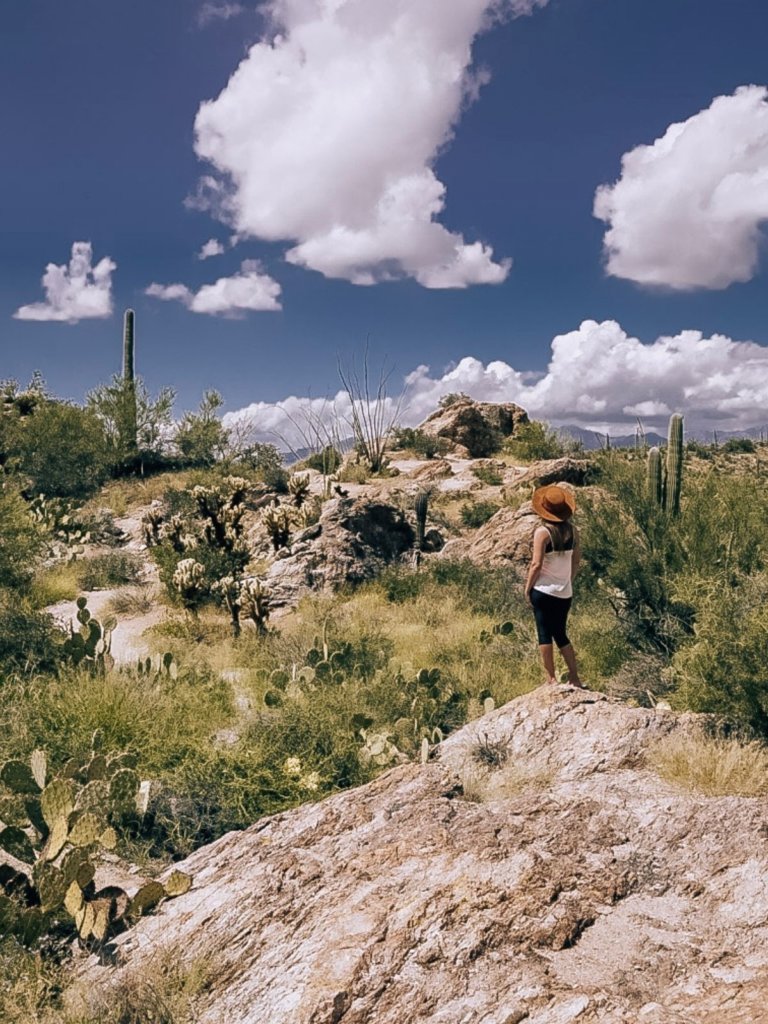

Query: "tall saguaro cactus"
left=647, top=445, right=663, bottom=505
left=664, top=414, right=684, bottom=516
left=122, top=309, right=138, bottom=457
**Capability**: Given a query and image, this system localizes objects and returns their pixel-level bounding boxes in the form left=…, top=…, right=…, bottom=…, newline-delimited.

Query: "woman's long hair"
left=543, top=519, right=573, bottom=552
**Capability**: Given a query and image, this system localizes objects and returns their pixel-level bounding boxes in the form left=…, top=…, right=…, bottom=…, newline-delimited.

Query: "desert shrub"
left=0, top=486, right=45, bottom=592
left=391, top=427, right=450, bottom=459
left=670, top=575, right=768, bottom=734
left=471, top=464, right=503, bottom=486
left=438, top=392, right=470, bottom=409
left=5, top=400, right=112, bottom=499
left=460, top=500, right=499, bottom=528
left=88, top=376, right=176, bottom=475
left=29, top=562, right=81, bottom=607
left=107, top=587, right=155, bottom=616
left=650, top=728, right=768, bottom=796
left=304, top=445, right=343, bottom=474
left=722, top=437, right=756, bottom=453
left=505, top=420, right=567, bottom=462
left=0, top=596, right=62, bottom=676
left=77, top=551, right=144, bottom=591
left=175, top=390, right=230, bottom=468
left=237, top=442, right=288, bottom=491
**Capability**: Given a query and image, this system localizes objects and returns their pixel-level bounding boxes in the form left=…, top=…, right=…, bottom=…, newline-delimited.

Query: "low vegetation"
left=2, top=345, right=768, bottom=1017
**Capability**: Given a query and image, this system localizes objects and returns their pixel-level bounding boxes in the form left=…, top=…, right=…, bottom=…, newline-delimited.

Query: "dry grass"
left=460, top=760, right=553, bottom=803
left=29, top=562, right=81, bottom=608
left=650, top=728, right=768, bottom=797
left=106, top=586, right=156, bottom=616
left=94, top=472, right=196, bottom=517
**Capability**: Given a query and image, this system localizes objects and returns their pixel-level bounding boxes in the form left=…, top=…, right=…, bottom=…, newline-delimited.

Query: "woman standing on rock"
left=524, top=485, right=584, bottom=688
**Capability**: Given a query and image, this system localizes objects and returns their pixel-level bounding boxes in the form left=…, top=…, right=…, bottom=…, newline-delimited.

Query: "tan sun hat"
left=531, top=484, right=576, bottom=522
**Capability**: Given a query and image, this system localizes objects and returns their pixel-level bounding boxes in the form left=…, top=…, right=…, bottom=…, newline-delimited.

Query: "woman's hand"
left=524, top=588, right=533, bottom=606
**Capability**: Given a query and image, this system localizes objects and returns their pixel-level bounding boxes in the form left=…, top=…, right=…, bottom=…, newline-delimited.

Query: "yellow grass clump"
left=650, top=728, right=768, bottom=797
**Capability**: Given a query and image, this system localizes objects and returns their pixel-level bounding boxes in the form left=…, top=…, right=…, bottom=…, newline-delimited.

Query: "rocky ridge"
left=79, top=687, right=768, bottom=1024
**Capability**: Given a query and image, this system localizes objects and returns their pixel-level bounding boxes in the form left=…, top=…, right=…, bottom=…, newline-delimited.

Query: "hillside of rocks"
left=77, top=687, right=768, bottom=1024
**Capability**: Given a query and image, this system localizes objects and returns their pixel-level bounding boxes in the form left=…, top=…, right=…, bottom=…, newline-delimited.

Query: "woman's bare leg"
left=539, top=644, right=557, bottom=684
left=559, top=644, right=584, bottom=687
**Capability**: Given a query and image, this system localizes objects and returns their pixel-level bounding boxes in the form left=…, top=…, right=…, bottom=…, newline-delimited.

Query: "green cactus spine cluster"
left=0, top=737, right=189, bottom=948
left=122, top=309, right=138, bottom=457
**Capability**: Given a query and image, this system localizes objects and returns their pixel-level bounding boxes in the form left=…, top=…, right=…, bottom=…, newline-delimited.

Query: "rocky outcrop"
left=419, top=399, right=528, bottom=458
left=80, top=687, right=768, bottom=1023
left=442, top=501, right=539, bottom=568
left=506, top=457, right=592, bottom=489
left=264, top=495, right=415, bottom=607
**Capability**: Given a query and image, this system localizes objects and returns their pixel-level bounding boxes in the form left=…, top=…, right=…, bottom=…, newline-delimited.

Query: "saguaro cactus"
left=414, top=489, right=430, bottom=551
left=647, top=446, right=663, bottom=506
left=122, top=309, right=138, bottom=457
left=664, top=414, right=684, bottom=516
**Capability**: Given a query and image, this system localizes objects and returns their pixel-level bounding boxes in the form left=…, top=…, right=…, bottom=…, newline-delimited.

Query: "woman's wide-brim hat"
left=532, top=484, right=576, bottom=522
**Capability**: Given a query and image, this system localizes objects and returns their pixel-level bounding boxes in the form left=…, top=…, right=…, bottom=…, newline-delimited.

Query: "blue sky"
left=2, top=0, right=768, bottom=432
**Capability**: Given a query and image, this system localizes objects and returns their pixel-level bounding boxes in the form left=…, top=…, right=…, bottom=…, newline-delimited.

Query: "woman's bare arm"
left=525, top=527, right=549, bottom=603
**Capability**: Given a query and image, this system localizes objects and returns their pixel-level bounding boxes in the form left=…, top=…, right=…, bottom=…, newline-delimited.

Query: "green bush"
left=175, top=390, right=229, bottom=467
left=77, top=551, right=144, bottom=591
left=391, top=428, right=450, bottom=459
left=671, top=575, right=768, bottom=734
left=460, top=500, right=500, bottom=528
left=0, top=595, right=62, bottom=676
left=305, top=445, right=343, bottom=474
left=722, top=437, right=756, bottom=453
left=0, top=486, right=44, bottom=592
left=471, top=464, right=503, bottom=486
left=505, top=420, right=568, bottom=462
left=4, top=400, right=112, bottom=499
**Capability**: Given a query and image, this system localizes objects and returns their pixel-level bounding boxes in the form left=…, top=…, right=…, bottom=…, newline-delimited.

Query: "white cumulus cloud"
left=146, top=260, right=282, bottom=316
left=595, top=85, right=768, bottom=290
left=198, top=3, right=245, bottom=27
left=198, top=238, right=226, bottom=260
left=189, top=0, right=550, bottom=288
left=223, top=320, right=768, bottom=443
left=14, top=242, right=116, bottom=324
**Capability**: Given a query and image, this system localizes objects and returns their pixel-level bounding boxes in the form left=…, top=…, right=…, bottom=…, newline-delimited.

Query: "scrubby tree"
left=175, top=390, right=230, bottom=467
left=88, top=375, right=175, bottom=474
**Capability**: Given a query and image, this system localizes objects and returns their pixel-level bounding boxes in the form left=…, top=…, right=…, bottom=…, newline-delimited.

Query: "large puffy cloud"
left=595, top=86, right=768, bottom=290
left=189, top=0, right=547, bottom=288
left=146, top=260, right=282, bottom=315
left=14, top=242, right=116, bottom=323
left=223, top=320, right=768, bottom=444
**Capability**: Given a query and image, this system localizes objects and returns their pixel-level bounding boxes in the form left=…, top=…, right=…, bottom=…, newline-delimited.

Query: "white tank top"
left=533, top=528, right=574, bottom=599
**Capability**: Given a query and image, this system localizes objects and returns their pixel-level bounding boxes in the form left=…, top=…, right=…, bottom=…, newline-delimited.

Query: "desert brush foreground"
left=1, top=387, right=768, bottom=1023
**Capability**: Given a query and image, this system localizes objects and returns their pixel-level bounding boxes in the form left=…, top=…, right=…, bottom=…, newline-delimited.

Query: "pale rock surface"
left=81, top=688, right=768, bottom=1023
left=443, top=500, right=540, bottom=568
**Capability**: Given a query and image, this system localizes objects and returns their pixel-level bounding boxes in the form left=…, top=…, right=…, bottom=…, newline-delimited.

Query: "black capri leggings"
left=530, top=589, right=572, bottom=648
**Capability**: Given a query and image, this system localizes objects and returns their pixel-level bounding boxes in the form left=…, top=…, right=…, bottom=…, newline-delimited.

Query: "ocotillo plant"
left=664, top=414, right=684, bottom=516
left=123, top=309, right=138, bottom=457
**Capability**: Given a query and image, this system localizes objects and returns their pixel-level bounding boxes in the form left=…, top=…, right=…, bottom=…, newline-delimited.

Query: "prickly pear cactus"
left=0, top=746, right=191, bottom=947
left=61, top=598, right=115, bottom=674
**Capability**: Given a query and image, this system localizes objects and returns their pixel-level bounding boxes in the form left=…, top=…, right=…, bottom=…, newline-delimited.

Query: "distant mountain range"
left=558, top=424, right=768, bottom=450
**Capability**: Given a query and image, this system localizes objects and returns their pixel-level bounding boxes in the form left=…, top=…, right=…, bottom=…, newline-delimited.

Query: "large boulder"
left=80, top=687, right=768, bottom=1024
left=265, top=495, right=415, bottom=607
left=419, top=399, right=528, bottom=458
left=442, top=501, right=539, bottom=568
left=507, top=457, right=593, bottom=489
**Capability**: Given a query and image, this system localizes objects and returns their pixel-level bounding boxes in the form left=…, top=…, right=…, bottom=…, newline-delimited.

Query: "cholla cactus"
left=193, top=478, right=249, bottom=552
left=212, top=574, right=242, bottom=637
left=288, top=473, right=311, bottom=508
left=141, top=504, right=164, bottom=547
left=262, top=504, right=293, bottom=551
left=172, top=559, right=206, bottom=612
left=161, top=514, right=195, bottom=554
left=239, top=577, right=272, bottom=633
